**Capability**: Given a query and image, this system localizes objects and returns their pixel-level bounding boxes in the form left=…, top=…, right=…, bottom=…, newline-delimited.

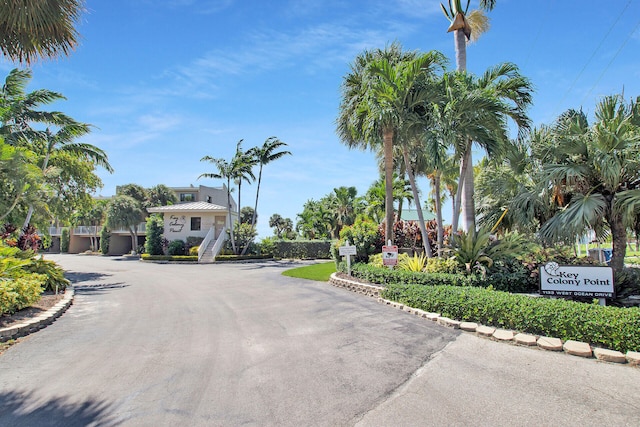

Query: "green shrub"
left=185, top=236, right=204, bottom=251
left=23, top=257, right=70, bottom=292
left=100, top=227, right=110, bottom=255
left=345, top=263, right=477, bottom=287
left=381, top=283, right=640, bottom=353
left=145, top=215, right=164, bottom=255
left=167, top=239, right=186, bottom=255
left=215, top=254, right=271, bottom=261
left=60, top=228, right=70, bottom=253
left=258, top=237, right=276, bottom=257
left=425, top=256, right=460, bottom=274
left=0, top=274, right=45, bottom=315
left=272, top=240, right=332, bottom=259
left=333, top=219, right=381, bottom=263
left=140, top=254, right=197, bottom=262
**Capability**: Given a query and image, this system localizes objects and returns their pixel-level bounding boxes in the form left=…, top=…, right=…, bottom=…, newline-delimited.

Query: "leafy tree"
left=117, top=183, right=148, bottom=206
left=106, top=195, right=145, bottom=255
left=0, top=0, right=84, bottom=64
left=0, top=142, right=42, bottom=223
left=147, top=184, right=177, bottom=207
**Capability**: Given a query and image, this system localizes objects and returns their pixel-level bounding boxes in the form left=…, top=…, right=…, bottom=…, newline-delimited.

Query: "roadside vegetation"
left=282, top=262, right=336, bottom=282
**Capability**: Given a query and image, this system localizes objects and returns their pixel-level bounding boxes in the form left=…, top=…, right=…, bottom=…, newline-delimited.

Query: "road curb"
left=328, top=273, right=637, bottom=367
left=0, top=286, right=74, bottom=342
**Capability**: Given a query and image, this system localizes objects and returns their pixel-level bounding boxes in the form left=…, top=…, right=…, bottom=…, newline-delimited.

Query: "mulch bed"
left=0, top=292, right=65, bottom=329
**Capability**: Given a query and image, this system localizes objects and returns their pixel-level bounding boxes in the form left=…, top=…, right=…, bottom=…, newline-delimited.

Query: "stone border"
left=0, top=286, right=74, bottom=342
left=328, top=273, right=639, bottom=367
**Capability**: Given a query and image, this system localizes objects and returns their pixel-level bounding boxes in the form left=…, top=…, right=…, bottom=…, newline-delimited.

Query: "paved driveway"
left=0, top=255, right=639, bottom=426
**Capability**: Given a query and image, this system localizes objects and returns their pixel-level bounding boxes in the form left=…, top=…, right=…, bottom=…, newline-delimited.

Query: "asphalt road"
left=1, top=255, right=639, bottom=426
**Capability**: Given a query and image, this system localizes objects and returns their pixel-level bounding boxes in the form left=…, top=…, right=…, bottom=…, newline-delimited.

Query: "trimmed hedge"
left=141, top=254, right=197, bottom=262
left=0, top=275, right=45, bottom=316
left=382, top=283, right=640, bottom=353
left=345, top=263, right=479, bottom=287
left=272, top=240, right=332, bottom=259
left=215, top=254, right=271, bottom=261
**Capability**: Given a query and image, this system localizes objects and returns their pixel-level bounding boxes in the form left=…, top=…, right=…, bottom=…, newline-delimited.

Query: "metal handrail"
left=198, top=227, right=215, bottom=262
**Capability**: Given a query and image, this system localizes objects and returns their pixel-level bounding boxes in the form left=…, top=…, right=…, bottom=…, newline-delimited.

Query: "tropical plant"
left=532, top=95, right=640, bottom=274
left=269, top=213, right=294, bottom=239
left=147, top=184, right=177, bottom=207
left=337, top=43, right=444, bottom=245
left=398, top=253, right=428, bottom=272
left=247, top=136, right=290, bottom=230
left=0, top=0, right=84, bottom=64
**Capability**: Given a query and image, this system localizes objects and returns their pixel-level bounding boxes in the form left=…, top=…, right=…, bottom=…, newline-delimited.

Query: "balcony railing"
left=47, top=223, right=147, bottom=236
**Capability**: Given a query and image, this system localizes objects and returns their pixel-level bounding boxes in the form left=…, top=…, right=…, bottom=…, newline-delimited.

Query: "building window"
left=191, top=217, right=201, bottom=231
left=180, top=193, right=196, bottom=202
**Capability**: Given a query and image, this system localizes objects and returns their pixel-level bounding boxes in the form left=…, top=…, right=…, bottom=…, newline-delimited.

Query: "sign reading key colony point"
left=539, top=262, right=614, bottom=298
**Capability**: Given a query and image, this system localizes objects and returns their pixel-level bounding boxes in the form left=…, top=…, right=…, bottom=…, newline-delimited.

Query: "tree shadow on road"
left=0, top=390, right=119, bottom=427
left=65, top=271, right=112, bottom=284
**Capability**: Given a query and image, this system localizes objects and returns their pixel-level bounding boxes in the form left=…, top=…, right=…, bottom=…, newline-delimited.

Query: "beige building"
left=50, top=185, right=237, bottom=259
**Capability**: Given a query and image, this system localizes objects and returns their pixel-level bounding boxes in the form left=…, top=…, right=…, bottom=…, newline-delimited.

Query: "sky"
left=3, top=0, right=639, bottom=238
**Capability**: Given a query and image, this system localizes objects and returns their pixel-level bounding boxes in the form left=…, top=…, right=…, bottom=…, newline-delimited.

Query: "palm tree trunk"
left=451, top=148, right=469, bottom=236
left=383, top=128, right=395, bottom=245
left=242, top=167, right=263, bottom=256
left=434, top=171, right=444, bottom=255
left=454, top=29, right=467, bottom=71
left=461, top=148, right=476, bottom=232
left=608, top=211, right=627, bottom=275
left=403, top=148, right=433, bottom=257
left=226, top=182, right=236, bottom=254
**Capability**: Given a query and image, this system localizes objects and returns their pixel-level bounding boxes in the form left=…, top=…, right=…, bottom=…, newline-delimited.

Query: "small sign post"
left=339, top=240, right=357, bottom=276
left=382, top=241, right=398, bottom=269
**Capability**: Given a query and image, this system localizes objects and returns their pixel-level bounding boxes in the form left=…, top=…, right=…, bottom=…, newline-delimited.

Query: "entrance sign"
left=539, top=262, right=614, bottom=298
left=382, top=245, right=398, bottom=266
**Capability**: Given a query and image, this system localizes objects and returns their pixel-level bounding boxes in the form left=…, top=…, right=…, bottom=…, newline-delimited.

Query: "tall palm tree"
left=0, top=0, right=85, bottom=64
left=199, top=156, right=237, bottom=253
left=440, top=0, right=495, bottom=233
left=337, top=43, right=445, bottom=245
left=247, top=137, right=290, bottom=230
left=435, top=65, right=532, bottom=234
left=231, top=140, right=256, bottom=233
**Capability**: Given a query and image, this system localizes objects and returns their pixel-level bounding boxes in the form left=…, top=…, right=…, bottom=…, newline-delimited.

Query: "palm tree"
left=22, top=116, right=111, bottom=227
left=0, top=0, right=85, bottom=64
left=434, top=66, right=532, bottom=234
left=440, top=0, right=494, bottom=71
left=245, top=137, right=290, bottom=249
left=199, top=155, right=237, bottom=253
left=337, top=43, right=445, bottom=245
left=535, top=95, right=640, bottom=274
left=231, top=140, right=256, bottom=231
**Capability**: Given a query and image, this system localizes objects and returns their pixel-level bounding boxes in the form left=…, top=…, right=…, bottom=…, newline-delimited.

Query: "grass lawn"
left=282, top=261, right=336, bottom=281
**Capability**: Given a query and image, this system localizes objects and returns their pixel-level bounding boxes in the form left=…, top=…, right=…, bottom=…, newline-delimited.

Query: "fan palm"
left=0, top=0, right=84, bottom=64
left=536, top=95, right=640, bottom=273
